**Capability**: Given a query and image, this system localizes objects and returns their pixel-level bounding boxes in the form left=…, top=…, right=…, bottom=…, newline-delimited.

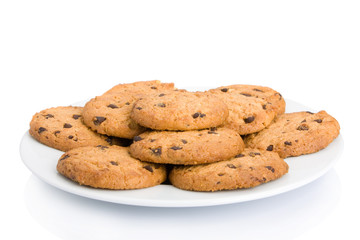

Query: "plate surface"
left=20, top=99, right=343, bottom=207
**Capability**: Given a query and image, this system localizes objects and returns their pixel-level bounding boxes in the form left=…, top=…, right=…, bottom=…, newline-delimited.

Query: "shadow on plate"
left=24, top=169, right=341, bottom=240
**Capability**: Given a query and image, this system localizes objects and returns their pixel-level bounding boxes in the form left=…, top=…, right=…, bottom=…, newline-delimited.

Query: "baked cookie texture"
left=217, top=84, right=286, bottom=115
left=131, top=91, right=229, bottom=130
left=244, top=111, right=340, bottom=158
left=29, top=106, right=123, bottom=151
left=103, top=80, right=175, bottom=95
left=169, top=148, right=288, bottom=191
left=56, top=145, right=167, bottom=189
left=82, top=93, right=147, bottom=139
left=129, top=127, right=245, bottom=165
left=208, top=88, right=277, bottom=135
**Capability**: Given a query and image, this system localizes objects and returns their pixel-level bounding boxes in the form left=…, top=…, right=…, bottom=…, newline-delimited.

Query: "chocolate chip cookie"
left=129, top=127, right=245, bottom=165
left=103, top=80, right=175, bottom=95
left=169, top=148, right=289, bottom=191
left=208, top=88, right=276, bottom=135
left=57, top=145, right=167, bottom=189
left=244, top=111, right=340, bottom=158
left=29, top=106, right=123, bottom=151
left=131, top=91, right=229, bottom=130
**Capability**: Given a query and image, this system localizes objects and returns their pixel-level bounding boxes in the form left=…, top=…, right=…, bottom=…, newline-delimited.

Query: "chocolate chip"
left=218, top=173, right=225, bottom=176
left=133, top=136, right=143, bottom=142
left=314, top=119, right=323, bottom=123
left=262, top=104, right=267, bottom=110
left=253, top=88, right=264, bottom=92
left=125, top=102, right=130, bottom=105
left=93, top=116, right=106, bottom=125
left=143, top=165, right=154, bottom=172
left=68, top=135, right=74, bottom=139
left=192, top=112, right=200, bottom=118
left=200, top=113, right=206, bottom=118
left=59, top=154, right=70, bottom=161
left=275, top=93, right=282, bottom=99
left=96, top=145, right=109, bottom=150
left=208, top=131, right=218, bottom=134
left=136, top=107, right=142, bottom=110
left=220, top=88, right=228, bottom=92
left=249, top=152, right=261, bottom=157
left=265, top=166, right=275, bottom=172
left=150, top=86, right=157, bottom=89
left=150, top=139, right=156, bottom=142
left=301, top=119, right=307, bottom=123
left=105, top=137, right=113, bottom=145
left=158, top=93, right=165, bottom=97
left=284, top=141, right=292, bottom=146
left=151, top=147, right=162, bottom=156
left=210, top=127, right=217, bottom=131
left=227, top=164, right=237, bottom=169
left=244, top=116, right=255, bottom=123
left=266, top=145, right=273, bottom=151
left=157, top=103, right=166, bottom=107
left=107, top=104, right=119, bottom=109
left=110, top=161, right=118, bottom=166
left=306, top=111, right=314, bottom=114
left=63, top=123, right=72, bottom=128
left=181, top=139, right=188, bottom=144
left=54, top=130, right=60, bottom=136
left=234, top=154, right=245, bottom=158
left=170, top=146, right=182, bottom=150
left=297, top=124, right=309, bottom=131
left=38, top=127, right=47, bottom=134
left=72, top=114, right=81, bottom=120
left=45, top=114, right=54, bottom=119
left=240, top=93, right=252, bottom=97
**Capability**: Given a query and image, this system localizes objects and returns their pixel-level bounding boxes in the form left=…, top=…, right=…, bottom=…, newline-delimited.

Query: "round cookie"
left=131, top=91, right=229, bottom=130
left=169, top=148, right=289, bottom=192
left=29, top=106, right=124, bottom=152
left=244, top=111, right=340, bottom=158
left=217, top=84, right=286, bottom=115
left=103, top=80, right=175, bottom=96
left=129, top=127, right=245, bottom=165
left=208, top=88, right=276, bottom=135
left=57, top=145, right=167, bottom=189
left=82, top=93, right=147, bottom=139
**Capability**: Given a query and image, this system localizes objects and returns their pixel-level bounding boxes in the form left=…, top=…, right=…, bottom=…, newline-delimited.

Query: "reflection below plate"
left=20, top=99, right=343, bottom=207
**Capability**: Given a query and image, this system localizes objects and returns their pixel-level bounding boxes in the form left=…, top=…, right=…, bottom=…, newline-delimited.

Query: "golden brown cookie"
left=208, top=88, right=276, bottom=135
left=244, top=111, right=340, bottom=158
left=129, top=127, right=245, bottom=165
left=169, top=148, right=288, bottom=191
left=131, top=91, right=229, bottom=130
left=56, top=145, right=167, bottom=189
left=29, top=106, right=124, bottom=151
left=82, top=93, right=147, bottom=139
left=217, top=84, right=286, bottom=115
left=103, top=80, right=175, bottom=95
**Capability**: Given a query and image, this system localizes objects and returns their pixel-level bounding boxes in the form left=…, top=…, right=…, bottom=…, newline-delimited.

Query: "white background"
left=0, top=0, right=359, bottom=239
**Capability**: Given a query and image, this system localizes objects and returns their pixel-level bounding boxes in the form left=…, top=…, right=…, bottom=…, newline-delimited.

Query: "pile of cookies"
left=29, top=80, right=340, bottom=191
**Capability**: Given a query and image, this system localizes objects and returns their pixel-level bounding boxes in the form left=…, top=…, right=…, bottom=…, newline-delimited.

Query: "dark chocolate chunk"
left=181, top=139, right=188, bottom=144
left=150, top=139, right=156, bottom=142
left=314, top=119, right=323, bottom=123
left=107, top=104, right=119, bottom=109
left=207, top=131, right=218, bottom=134
left=301, top=119, right=307, bottom=123
left=133, top=136, right=143, bottom=142
left=158, top=93, right=165, bottom=97
left=234, top=154, right=245, bottom=158
left=110, top=161, right=118, bottom=166
left=244, top=116, right=255, bottom=123
left=306, top=111, right=314, bottom=114
left=125, top=102, right=130, bottom=105
left=157, top=103, right=166, bottom=107
left=227, top=164, right=237, bottom=169
left=150, top=86, right=157, bottom=89
left=136, top=107, right=142, bottom=110
left=68, top=135, right=74, bottom=139
left=265, top=166, right=275, bottom=173
left=284, top=141, right=292, bottom=146
left=63, top=123, right=72, bottom=128
left=38, top=127, right=47, bottom=134
left=218, top=173, right=225, bottom=176
left=93, top=116, right=106, bottom=125
left=297, top=124, right=309, bottom=131
left=54, top=130, right=60, bottom=136
left=170, top=146, right=182, bottom=150
left=266, top=145, right=274, bottom=151
left=45, top=114, right=54, bottom=119
left=96, top=145, right=109, bottom=150
left=143, top=165, right=154, bottom=172
left=240, top=93, right=252, bottom=97
left=262, top=104, right=267, bottom=110
left=192, top=112, right=200, bottom=118
left=200, top=113, right=206, bottom=118
left=249, top=152, right=261, bottom=157
left=220, top=88, right=229, bottom=92
left=72, top=114, right=81, bottom=120
left=253, top=88, right=264, bottom=92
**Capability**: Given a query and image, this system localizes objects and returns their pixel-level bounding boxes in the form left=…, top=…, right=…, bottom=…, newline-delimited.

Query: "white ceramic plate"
left=20, top=99, right=343, bottom=207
